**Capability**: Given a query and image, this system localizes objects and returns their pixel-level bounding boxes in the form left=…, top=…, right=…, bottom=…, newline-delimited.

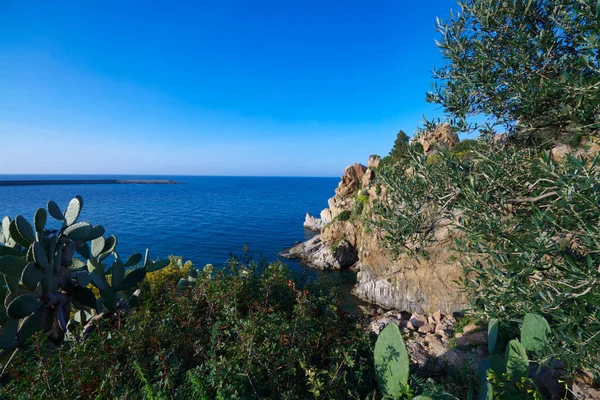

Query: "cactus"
left=0, top=196, right=170, bottom=363
left=373, top=322, right=410, bottom=398
left=487, top=318, right=498, bottom=354
left=520, top=312, right=550, bottom=352
left=477, top=313, right=552, bottom=398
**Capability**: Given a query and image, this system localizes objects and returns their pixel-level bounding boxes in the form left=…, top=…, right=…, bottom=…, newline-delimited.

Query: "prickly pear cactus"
left=505, top=339, right=529, bottom=379
left=0, top=196, right=169, bottom=356
left=520, top=313, right=550, bottom=352
left=373, top=322, right=410, bottom=398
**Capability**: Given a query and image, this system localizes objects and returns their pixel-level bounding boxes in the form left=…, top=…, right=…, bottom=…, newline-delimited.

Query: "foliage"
left=335, top=210, right=352, bottom=222
left=374, top=143, right=600, bottom=376
left=428, top=0, right=600, bottom=139
left=374, top=323, right=410, bottom=398
left=389, top=130, right=411, bottom=161
left=477, top=314, right=550, bottom=399
left=143, top=256, right=192, bottom=294
left=0, top=196, right=169, bottom=365
left=2, top=260, right=378, bottom=399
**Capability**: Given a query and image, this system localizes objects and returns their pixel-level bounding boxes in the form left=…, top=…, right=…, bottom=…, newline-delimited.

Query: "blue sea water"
left=0, top=175, right=365, bottom=308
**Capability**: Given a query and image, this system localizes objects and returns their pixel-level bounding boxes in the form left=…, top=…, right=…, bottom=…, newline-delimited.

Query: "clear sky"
left=0, top=0, right=459, bottom=176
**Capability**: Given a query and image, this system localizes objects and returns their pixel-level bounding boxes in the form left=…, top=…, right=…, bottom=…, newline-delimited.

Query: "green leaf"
left=477, top=381, right=493, bottom=400
left=7, top=294, right=42, bottom=319
left=0, top=245, right=23, bottom=257
left=71, top=258, right=87, bottom=270
left=91, top=236, right=105, bottom=259
left=145, top=259, right=170, bottom=273
left=1, top=217, right=11, bottom=243
left=64, top=195, right=83, bottom=226
left=488, top=318, right=498, bottom=354
left=84, top=225, right=105, bottom=242
left=73, top=287, right=98, bottom=310
left=0, top=318, right=18, bottom=350
left=124, top=253, right=142, bottom=267
left=75, top=271, right=91, bottom=288
left=63, top=222, right=92, bottom=241
left=47, top=200, right=64, bottom=221
left=34, top=208, right=47, bottom=235
left=0, top=255, right=27, bottom=277
left=100, top=235, right=117, bottom=257
left=489, top=354, right=506, bottom=376
left=115, top=268, right=146, bottom=291
left=15, top=215, right=35, bottom=245
left=100, top=287, right=117, bottom=311
left=373, top=323, right=409, bottom=397
left=17, top=308, right=46, bottom=346
left=21, top=262, right=43, bottom=289
left=32, top=241, right=51, bottom=270
left=111, top=259, right=125, bottom=289
left=521, top=313, right=550, bottom=352
left=4, top=274, right=18, bottom=293
left=505, top=340, right=529, bottom=379
left=9, top=220, right=30, bottom=248
left=76, top=243, right=91, bottom=260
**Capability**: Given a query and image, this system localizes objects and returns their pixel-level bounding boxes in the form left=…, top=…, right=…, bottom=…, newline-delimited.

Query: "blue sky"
left=0, top=0, right=459, bottom=176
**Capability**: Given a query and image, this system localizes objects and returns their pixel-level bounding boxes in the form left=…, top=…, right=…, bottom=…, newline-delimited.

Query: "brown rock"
left=418, top=323, right=435, bottom=334
left=368, top=155, right=381, bottom=169
left=462, top=324, right=481, bottom=335
left=456, top=331, right=488, bottom=348
left=410, top=314, right=427, bottom=328
left=415, top=123, right=459, bottom=156
left=433, top=310, right=443, bottom=324
left=361, top=168, right=375, bottom=187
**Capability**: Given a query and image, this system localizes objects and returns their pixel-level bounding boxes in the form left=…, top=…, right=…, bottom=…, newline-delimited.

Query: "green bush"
left=335, top=210, right=352, bottom=222
left=375, top=142, right=600, bottom=377
left=2, top=260, right=378, bottom=399
left=428, top=0, right=600, bottom=139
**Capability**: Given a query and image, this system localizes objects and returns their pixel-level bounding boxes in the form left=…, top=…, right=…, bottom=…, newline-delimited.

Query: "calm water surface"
left=0, top=175, right=365, bottom=309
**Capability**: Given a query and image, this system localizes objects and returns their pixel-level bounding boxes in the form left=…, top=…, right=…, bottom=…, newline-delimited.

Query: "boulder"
left=303, top=213, right=324, bottom=232
left=415, top=123, right=459, bottom=156
left=368, top=155, right=381, bottom=169
left=280, top=235, right=358, bottom=270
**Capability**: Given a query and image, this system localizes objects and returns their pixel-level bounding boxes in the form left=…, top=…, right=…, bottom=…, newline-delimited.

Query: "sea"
left=0, top=175, right=365, bottom=309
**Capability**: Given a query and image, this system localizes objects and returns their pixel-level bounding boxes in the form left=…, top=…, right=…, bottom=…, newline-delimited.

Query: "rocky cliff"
left=282, top=128, right=469, bottom=314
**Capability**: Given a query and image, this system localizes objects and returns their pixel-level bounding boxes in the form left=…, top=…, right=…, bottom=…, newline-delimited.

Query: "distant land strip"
left=0, top=179, right=181, bottom=186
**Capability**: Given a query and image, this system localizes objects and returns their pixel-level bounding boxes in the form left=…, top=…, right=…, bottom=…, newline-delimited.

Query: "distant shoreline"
left=0, top=179, right=181, bottom=186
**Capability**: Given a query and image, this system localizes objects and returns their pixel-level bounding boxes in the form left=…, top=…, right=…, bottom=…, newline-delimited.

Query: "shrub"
left=2, top=260, right=378, bottom=399
left=374, top=142, right=600, bottom=376
left=428, top=0, right=600, bottom=139
left=335, top=210, right=352, bottom=222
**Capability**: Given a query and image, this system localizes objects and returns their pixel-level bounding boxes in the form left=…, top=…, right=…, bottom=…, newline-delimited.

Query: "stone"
left=368, top=155, right=381, bottom=169
left=303, top=213, right=324, bottom=232
left=418, top=323, right=435, bottom=334
left=361, top=168, right=375, bottom=187
left=456, top=331, right=488, bottom=348
left=433, top=310, right=443, bottom=324
left=280, top=235, right=358, bottom=270
left=409, top=314, right=427, bottom=328
left=462, top=324, right=480, bottom=335
left=415, top=123, right=459, bottom=157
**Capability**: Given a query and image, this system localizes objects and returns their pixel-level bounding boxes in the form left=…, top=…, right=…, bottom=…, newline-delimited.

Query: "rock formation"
left=283, top=129, right=468, bottom=314
left=303, top=213, right=324, bottom=231
left=414, top=123, right=459, bottom=156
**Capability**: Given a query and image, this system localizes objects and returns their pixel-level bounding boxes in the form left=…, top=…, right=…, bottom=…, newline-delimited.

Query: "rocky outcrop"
left=285, top=141, right=468, bottom=313
left=281, top=235, right=358, bottom=270
left=414, top=123, right=459, bottom=156
left=327, top=163, right=366, bottom=219
left=303, top=213, right=324, bottom=232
